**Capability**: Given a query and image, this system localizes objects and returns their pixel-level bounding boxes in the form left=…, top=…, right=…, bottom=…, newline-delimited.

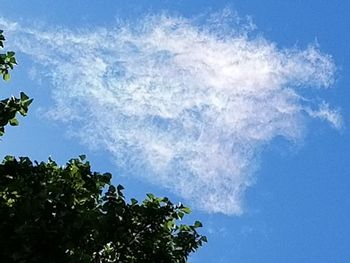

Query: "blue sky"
left=1, top=1, right=350, bottom=262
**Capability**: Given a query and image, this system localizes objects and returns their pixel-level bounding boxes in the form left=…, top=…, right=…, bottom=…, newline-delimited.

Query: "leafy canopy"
left=0, top=156, right=206, bottom=263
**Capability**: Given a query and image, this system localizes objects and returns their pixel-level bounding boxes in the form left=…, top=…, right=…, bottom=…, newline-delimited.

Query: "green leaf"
left=180, top=206, right=191, bottom=214
left=201, top=236, right=208, bottom=243
left=20, top=92, right=29, bottom=101
left=166, top=220, right=174, bottom=230
left=146, top=193, right=155, bottom=200
left=9, top=57, right=16, bottom=64
left=4, top=155, right=14, bottom=162
left=194, top=221, right=203, bottom=228
left=9, top=118, right=19, bottom=126
left=3, top=73, right=10, bottom=81
left=130, top=198, right=138, bottom=205
left=179, top=225, right=191, bottom=231
left=26, top=98, right=34, bottom=106
left=177, top=212, right=184, bottom=219
left=117, top=184, right=124, bottom=191
left=19, top=107, right=28, bottom=116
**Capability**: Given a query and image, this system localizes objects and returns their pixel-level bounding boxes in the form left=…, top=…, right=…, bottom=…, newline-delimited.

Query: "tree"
left=0, top=30, right=32, bottom=136
left=0, top=156, right=206, bottom=262
left=0, top=31, right=206, bottom=262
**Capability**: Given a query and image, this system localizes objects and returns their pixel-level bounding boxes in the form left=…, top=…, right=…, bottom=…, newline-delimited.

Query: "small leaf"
left=9, top=118, right=19, bottom=126
left=3, top=73, right=10, bottom=81
left=146, top=193, right=155, bottom=200
left=7, top=51, right=15, bottom=57
left=130, top=198, right=138, bottom=205
left=20, top=92, right=29, bottom=101
left=117, top=184, right=124, bottom=191
left=179, top=225, right=191, bottom=231
left=166, top=220, right=174, bottom=230
left=102, top=172, right=112, bottom=181
left=194, top=221, right=203, bottom=228
left=180, top=206, right=191, bottom=214
left=19, top=108, right=27, bottom=116
left=177, top=212, right=184, bottom=219
left=201, top=236, right=208, bottom=242
left=4, top=155, right=14, bottom=162
left=25, top=98, right=34, bottom=107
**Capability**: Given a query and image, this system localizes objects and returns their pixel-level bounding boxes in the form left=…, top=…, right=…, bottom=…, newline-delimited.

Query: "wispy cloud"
left=0, top=11, right=341, bottom=215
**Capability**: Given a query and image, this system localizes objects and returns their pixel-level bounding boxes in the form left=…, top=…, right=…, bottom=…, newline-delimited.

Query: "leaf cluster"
left=0, top=92, right=32, bottom=135
left=0, top=30, right=32, bottom=136
left=0, top=30, right=17, bottom=81
left=0, top=156, right=206, bottom=263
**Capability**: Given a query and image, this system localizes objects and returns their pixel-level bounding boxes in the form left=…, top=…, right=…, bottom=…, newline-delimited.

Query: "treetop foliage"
left=0, top=156, right=206, bottom=262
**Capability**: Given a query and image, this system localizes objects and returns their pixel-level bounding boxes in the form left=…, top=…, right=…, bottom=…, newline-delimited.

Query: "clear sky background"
left=0, top=1, right=350, bottom=262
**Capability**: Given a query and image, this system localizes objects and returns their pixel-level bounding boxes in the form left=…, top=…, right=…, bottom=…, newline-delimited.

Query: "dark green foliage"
left=0, top=156, right=206, bottom=263
left=0, top=30, right=17, bottom=81
left=0, top=30, right=32, bottom=136
left=0, top=92, right=32, bottom=136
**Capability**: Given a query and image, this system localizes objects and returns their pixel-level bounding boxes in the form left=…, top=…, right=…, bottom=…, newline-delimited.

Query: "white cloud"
left=0, top=12, right=340, bottom=215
